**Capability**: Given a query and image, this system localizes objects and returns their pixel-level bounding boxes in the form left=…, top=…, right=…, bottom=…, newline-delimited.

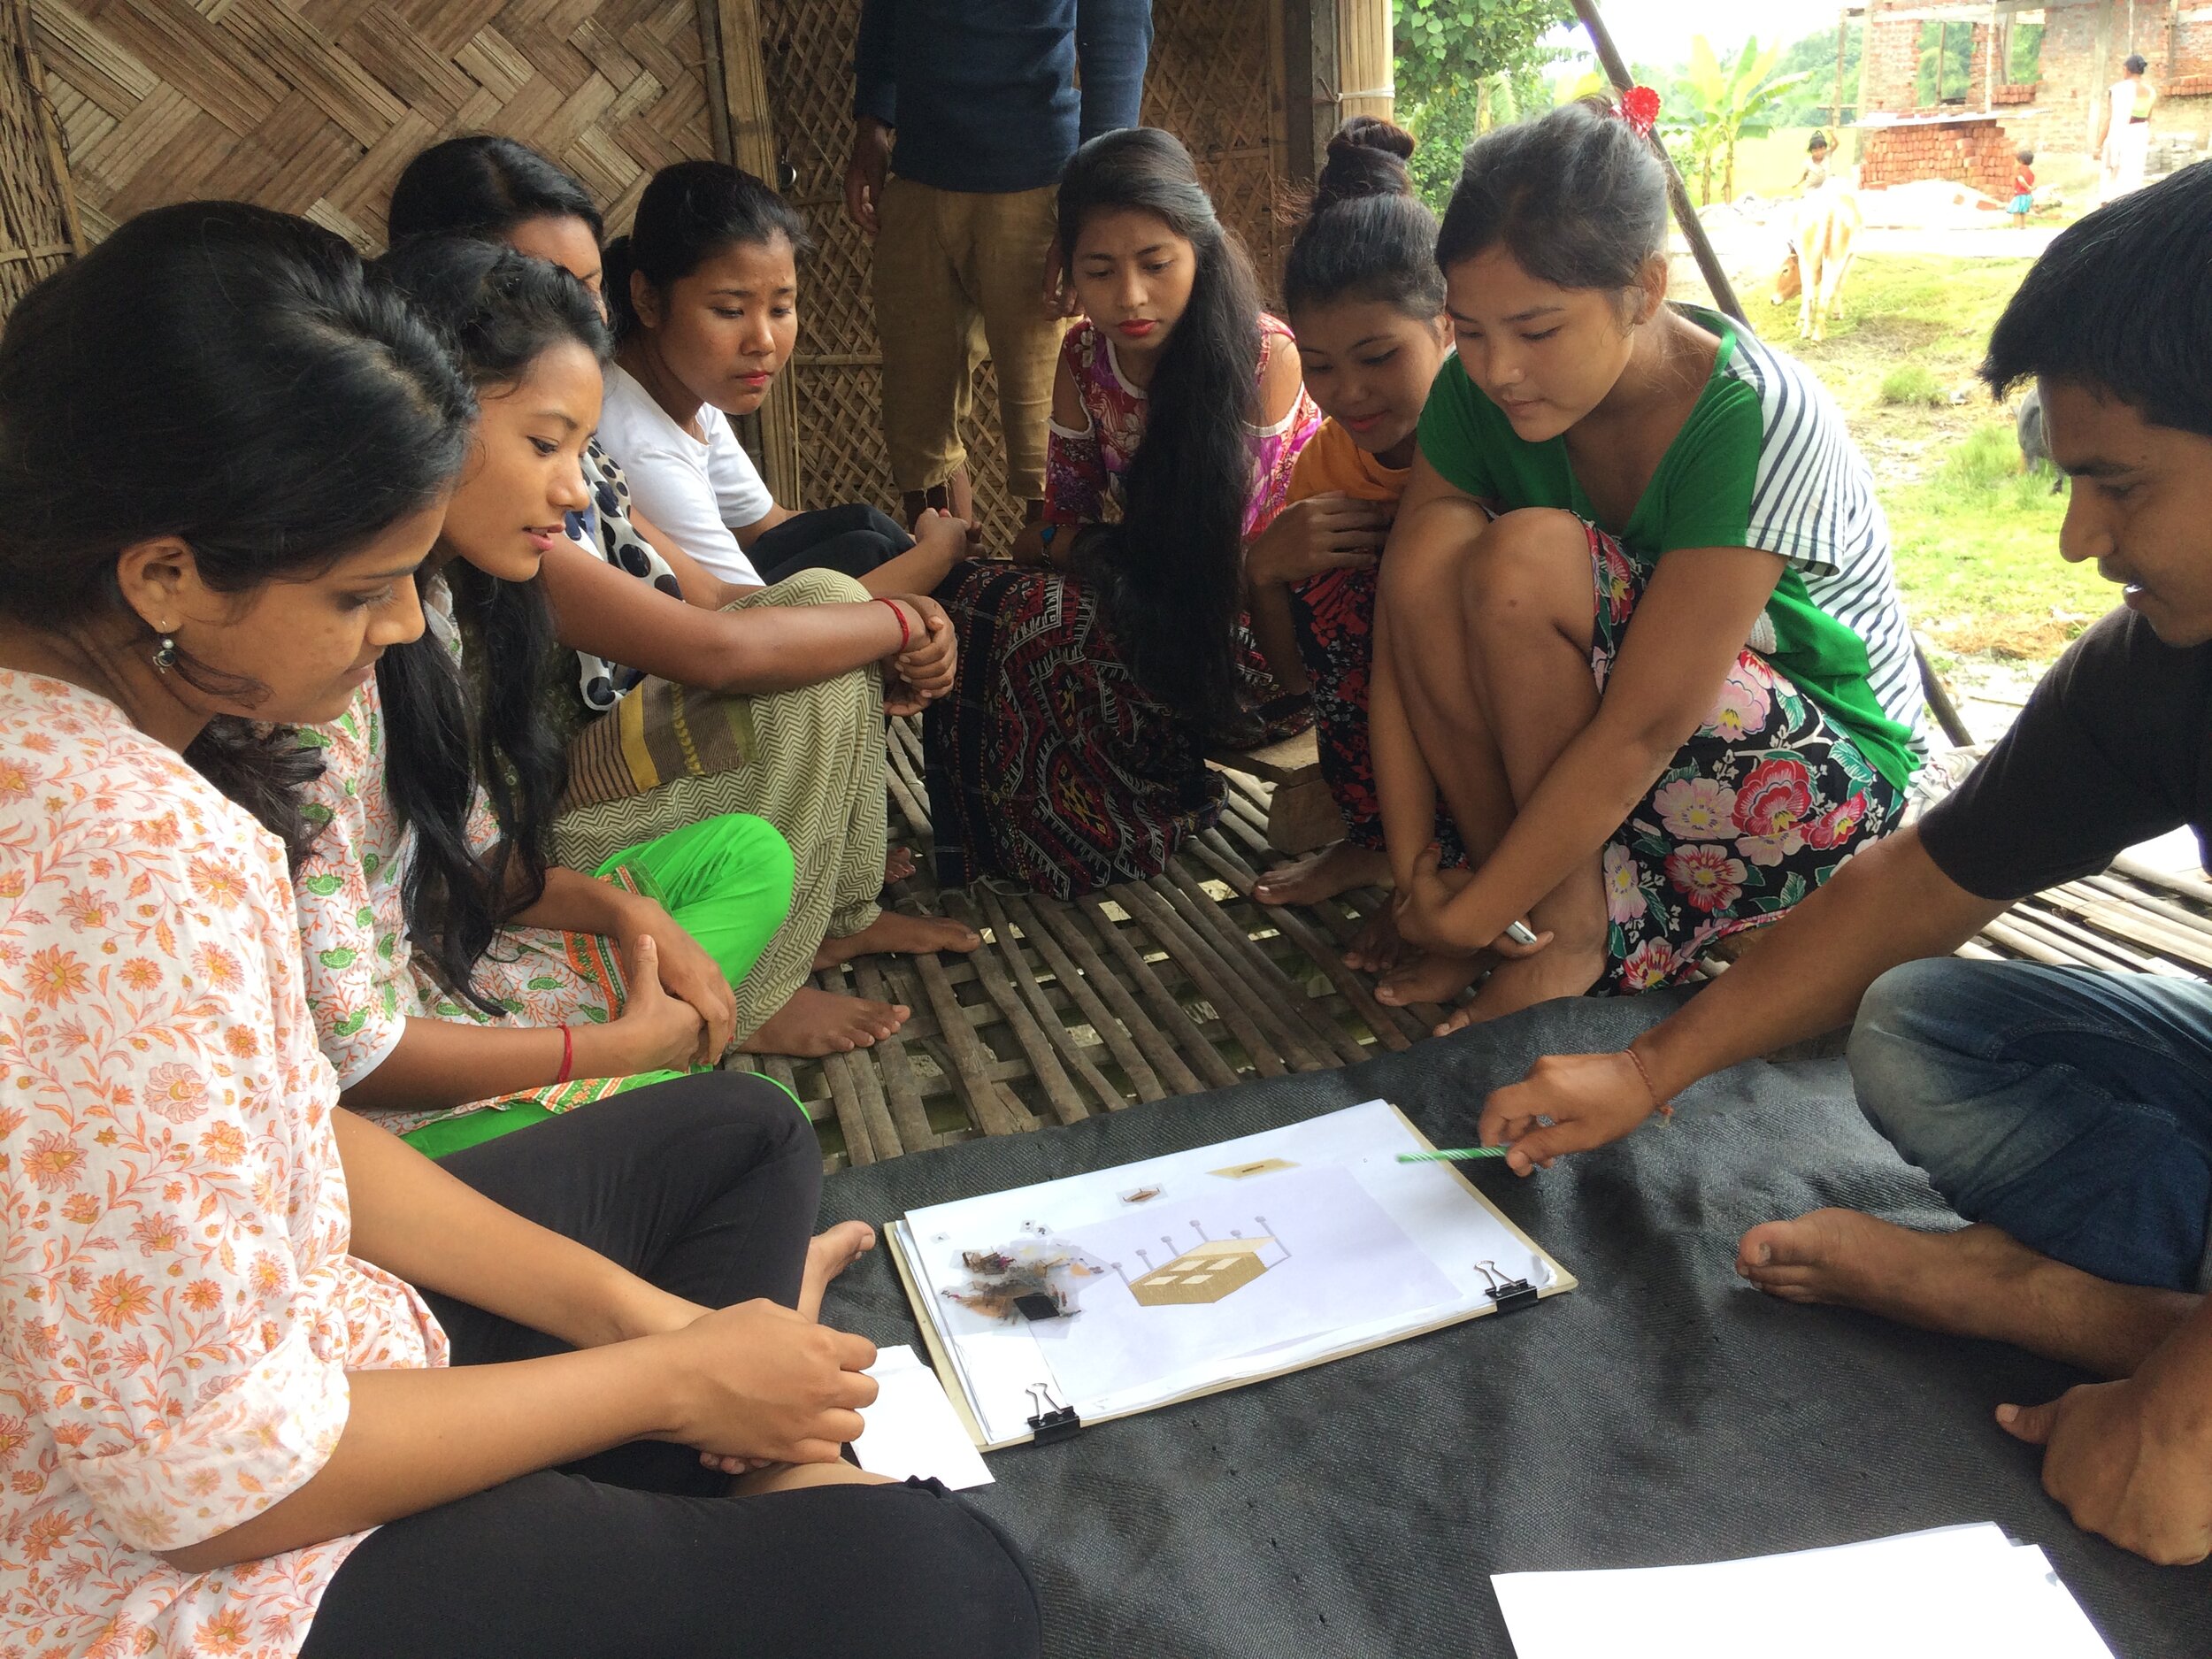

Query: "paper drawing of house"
left=1126, top=1237, right=1276, bottom=1307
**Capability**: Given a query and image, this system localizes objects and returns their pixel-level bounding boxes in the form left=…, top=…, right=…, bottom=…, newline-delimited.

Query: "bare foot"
left=1735, top=1210, right=2198, bottom=1378
left=1342, top=909, right=1406, bottom=975
left=741, top=987, right=910, bottom=1056
left=1253, top=841, right=1391, bottom=908
left=798, top=1219, right=877, bottom=1321
left=1432, top=938, right=1605, bottom=1035
left=883, top=846, right=918, bottom=885
left=812, top=908, right=981, bottom=970
left=1374, top=949, right=1484, bottom=1009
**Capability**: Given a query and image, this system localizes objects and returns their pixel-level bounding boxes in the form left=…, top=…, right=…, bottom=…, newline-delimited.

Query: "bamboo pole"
left=1570, top=0, right=1745, bottom=320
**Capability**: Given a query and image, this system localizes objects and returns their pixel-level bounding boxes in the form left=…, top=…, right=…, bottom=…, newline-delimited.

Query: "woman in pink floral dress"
left=923, top=128, right=1321, bottom=897
left=0, top=205, right=1037, bottom=1659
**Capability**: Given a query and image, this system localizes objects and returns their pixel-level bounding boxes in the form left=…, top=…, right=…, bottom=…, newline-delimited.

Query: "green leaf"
left=526, top=976, right=567, bottom=991
left=318, top=948, right=357, bottom=969
left=302, top=874, right=343, bottom=895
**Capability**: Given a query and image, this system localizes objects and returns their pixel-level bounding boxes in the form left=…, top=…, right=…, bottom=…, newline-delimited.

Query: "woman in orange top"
left=1247, top=119, right=1457, bottom=982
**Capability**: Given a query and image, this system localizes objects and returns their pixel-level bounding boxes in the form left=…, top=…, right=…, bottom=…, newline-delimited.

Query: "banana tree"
left=1666, top=35, right=1818, bottom=204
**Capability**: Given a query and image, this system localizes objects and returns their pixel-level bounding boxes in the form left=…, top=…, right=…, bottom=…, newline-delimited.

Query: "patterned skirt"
left=925, top=559, right=1310, bottom=899
left=1587, top=525, right=1907, bottom=992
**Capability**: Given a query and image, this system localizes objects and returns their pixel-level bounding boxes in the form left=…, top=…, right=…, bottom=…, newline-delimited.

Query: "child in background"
left=1247, top=119, right=1455, bottom=965
left=1795, top=131, right=1832, bottom=193
left=2011, top=149, right=2038, bottom=227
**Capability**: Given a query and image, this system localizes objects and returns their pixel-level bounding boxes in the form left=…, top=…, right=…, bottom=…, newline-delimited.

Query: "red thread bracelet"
left=1625, top=1046, right=1674, bottom=1120
left=555, top=1025, right=574, bottom=1086
left=876, top=596, right=911, bottom=652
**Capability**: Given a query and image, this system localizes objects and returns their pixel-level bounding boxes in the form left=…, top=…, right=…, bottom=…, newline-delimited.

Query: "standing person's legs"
left=1739, top=958, right=2209, bottom=1378
left=965, top=184, right=1066, bottom=517
left=875, top=177, right=979, bottom=526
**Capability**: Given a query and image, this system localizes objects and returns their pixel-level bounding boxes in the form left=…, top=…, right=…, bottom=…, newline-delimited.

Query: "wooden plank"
left=1157, top=864, right=1364, bottom=1067
left=818, top=1045, right=876, bottom=1165
left=943, top=890, right=1089, bottom=1125
left=1190, top=830, right=1413, bottom=1051
left=1110, top=880, right=1291, bottom=1078
left=1008, top=893, right=1166, bottom=1102
left=979, top=888, right=1127, bottom=1115
left=1078, top=893, right=1243, bottom=1091
left=1027, top=895, right=1199, bottom=1095
left=852, top=959, right=939, bottom=1150
left=909, top=943, right=1033, bottom=1135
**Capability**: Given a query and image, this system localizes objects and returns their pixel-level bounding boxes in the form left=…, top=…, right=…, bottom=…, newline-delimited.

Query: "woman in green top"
left=1374, top=97, right=1924, bottom=1031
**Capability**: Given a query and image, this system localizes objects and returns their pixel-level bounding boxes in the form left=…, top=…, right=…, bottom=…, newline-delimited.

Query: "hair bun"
left=1314, top=116, right=1415, bottom=209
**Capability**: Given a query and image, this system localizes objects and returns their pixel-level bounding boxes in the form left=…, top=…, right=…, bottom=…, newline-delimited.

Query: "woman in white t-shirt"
left=385, top=138, right=987, bottom=1058
left=597, top=163, right=969, bottom=596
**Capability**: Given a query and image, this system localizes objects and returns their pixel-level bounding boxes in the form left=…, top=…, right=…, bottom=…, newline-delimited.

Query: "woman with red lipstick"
left=1373, top=98, right=1923, bottom=1030
left=925, top=127, right=1321, bottom=896
left=1244, top=119, right=1459, bottom=945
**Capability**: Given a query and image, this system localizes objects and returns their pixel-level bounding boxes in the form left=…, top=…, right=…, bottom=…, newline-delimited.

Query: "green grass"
left=1878, top=363, right=1946, bottom=407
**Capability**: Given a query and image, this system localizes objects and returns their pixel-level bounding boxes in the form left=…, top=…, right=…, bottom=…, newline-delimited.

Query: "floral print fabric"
left=1588, top=528, right=1905, bottom=990
left=0, top=670, right=445, bottom=1659
left=293, top=680, right=634, bottom=1135
left=1041, top=314, right=1317, bottom=539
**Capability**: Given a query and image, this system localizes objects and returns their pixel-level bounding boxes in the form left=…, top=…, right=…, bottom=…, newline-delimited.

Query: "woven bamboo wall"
left=754, top=0, right=1291, bottom=541
left=0, top=1, right=79, bottom=312
left=29, top=0, right=718, bottom=250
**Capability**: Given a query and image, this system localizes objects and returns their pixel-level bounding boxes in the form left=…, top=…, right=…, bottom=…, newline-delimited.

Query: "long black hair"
left=1436, top=98, right=1669, bottom=296
left=603, top=159, right=810, bottom=338
left=373, top=235, right=613, bottom=1009
left=1984, top=160, right=2212, bottom=439
left=388, top=134, right=604, bottom=245
left=0, top=201, right=472, bottom=858
left=1061, top=127, right=1266, bottom=733
left=1284, top=116, right=1444, bottom=319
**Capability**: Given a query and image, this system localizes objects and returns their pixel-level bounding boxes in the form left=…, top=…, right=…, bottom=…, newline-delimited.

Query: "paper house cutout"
left=1127, top=1237, right=1275, bottom=1306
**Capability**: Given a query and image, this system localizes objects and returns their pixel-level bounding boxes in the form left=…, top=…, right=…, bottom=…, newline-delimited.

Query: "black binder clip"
left=1025, top=1383, right=1081, bottom=1443
left=1474, top=1259, right=1539, bottom=1315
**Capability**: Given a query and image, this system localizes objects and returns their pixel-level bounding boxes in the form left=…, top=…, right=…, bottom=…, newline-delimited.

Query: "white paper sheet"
left=851, top=1345, right=993, bottom=1490
left=1492, top=1523, right=2116, bottom=1659
left=897, top=1100, right=1571, bottom=1445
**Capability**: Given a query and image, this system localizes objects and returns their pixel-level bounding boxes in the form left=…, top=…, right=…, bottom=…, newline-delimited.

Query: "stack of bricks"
left=1862, top=119, right=2019, bottom=200
left=1991, top=82, right=2039, bottom=105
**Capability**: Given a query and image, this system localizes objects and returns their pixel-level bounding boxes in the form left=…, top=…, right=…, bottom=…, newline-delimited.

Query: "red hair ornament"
left=1617, top=85, right=1662, bottom=138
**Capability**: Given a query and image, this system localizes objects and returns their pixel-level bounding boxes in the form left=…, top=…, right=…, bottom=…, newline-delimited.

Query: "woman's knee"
left=715, top=812, right=798, bottom=918
left=757, top=565, right=872, bottom=609
left=822, top=1481, right=1044, bottom=1659
left=1463, top=508, right=1593, bottom=623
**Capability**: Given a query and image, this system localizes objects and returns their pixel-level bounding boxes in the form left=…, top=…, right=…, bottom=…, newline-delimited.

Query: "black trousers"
left=749, top=502, right=913, bottom=585
left=299, top=1074, right=1042, bottom=1659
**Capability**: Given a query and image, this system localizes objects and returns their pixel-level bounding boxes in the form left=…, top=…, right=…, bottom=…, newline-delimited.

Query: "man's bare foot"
left=1254, top=841, right=1390, bottom=908
left=1374, top=949, right=1484, bottom=1009
left=1736, top=1210, right=2197, bottom=1378
left=812, top=908, right=981, bottom=970
left=741, top=987, right=910, bottom=1056
left=1342, top=909, right=1405, bottom=975
left=884, top=846, right=917, bottom=885
left=799, top=1219, right=878, bottom=1321
left=1432, top=938, right=1605, bottom=1035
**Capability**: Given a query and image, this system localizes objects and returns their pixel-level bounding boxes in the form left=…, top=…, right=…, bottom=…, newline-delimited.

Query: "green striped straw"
left=1396, top=1146, right=1507, bottom=1164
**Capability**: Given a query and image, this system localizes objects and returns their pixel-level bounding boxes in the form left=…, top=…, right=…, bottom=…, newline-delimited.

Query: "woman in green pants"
left=292, top=245, right=802, bottom=1153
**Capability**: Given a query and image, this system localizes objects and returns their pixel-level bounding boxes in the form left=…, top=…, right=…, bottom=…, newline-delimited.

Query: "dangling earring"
left=151, top=631, right=178, bottom=672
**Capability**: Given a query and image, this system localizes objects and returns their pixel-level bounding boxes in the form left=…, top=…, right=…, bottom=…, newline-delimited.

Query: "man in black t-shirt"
left=1477, top=163, right=2212, bottom=1566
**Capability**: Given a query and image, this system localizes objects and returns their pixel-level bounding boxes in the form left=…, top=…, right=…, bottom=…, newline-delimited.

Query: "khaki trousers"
left=872, top=175, right=1063, bottom=503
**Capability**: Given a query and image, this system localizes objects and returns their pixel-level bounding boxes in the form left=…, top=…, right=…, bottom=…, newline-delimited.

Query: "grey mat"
left=818, top=993, right=2212, bottom=1658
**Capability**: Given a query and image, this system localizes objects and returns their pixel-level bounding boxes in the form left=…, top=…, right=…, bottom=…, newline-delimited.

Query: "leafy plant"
left=1396, top=0, right=1576, bottom=211
left=1878, top=363, right=1946, bottom=406
left=1663, top=35, right=1818, bottom=204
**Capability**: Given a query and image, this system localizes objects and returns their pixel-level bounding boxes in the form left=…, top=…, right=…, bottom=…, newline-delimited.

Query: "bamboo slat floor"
left=742, top=727, right=2212, bottom=1170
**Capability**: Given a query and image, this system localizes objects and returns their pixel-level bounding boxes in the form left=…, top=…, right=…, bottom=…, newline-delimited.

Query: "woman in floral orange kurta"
left=0, top=201, right=1038, bottom=1659
left=0, top=672, right=448, bottom=1655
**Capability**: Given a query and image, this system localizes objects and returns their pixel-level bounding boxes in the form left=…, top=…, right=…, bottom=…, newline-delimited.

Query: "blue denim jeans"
left=1847, top=958, right=2212, bottom=1293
